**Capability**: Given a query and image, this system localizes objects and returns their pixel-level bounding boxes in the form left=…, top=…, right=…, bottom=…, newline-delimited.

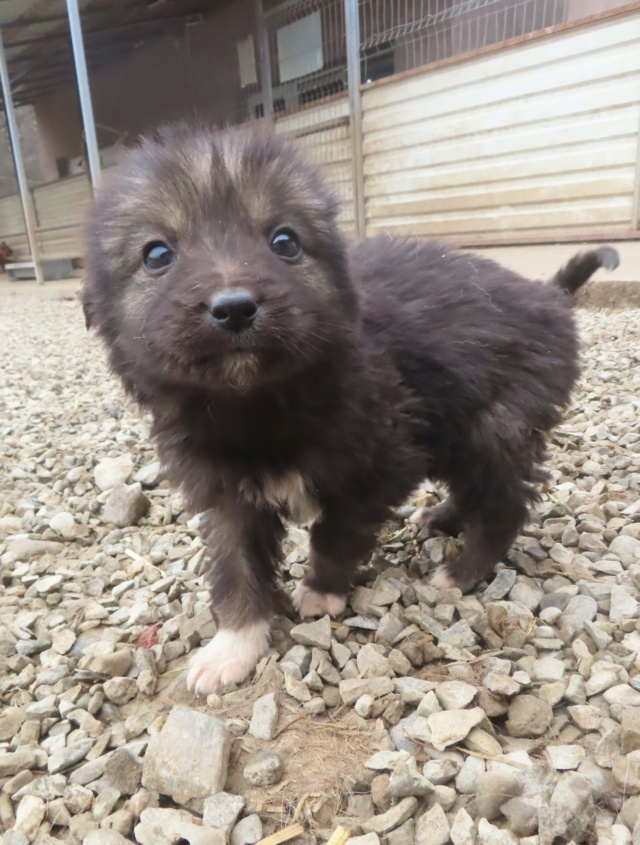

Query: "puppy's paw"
left=410, top=503, right=461, bottom=536
left=409, top=506, right=432, bottom=527
left=292, top=581, right=346, bottom=618
left=186, top=621, right=270, bottom=696
left=430, top=565, right=457, bottom=591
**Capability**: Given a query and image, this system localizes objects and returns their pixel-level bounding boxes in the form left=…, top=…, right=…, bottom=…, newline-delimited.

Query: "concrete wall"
left=362, top=8, right=640, bottom=244
left=0, top=106, right=47, bottom=198
left=32, top=0, right=256, bottom=171
left=30, top=0, right=627, bottom=172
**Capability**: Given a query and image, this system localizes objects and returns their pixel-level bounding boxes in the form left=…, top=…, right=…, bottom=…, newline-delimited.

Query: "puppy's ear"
left=81, top=293, right=94, bottom=330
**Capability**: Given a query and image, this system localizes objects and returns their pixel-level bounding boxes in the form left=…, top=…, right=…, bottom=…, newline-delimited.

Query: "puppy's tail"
left=550, top=246, right=619, bottom=296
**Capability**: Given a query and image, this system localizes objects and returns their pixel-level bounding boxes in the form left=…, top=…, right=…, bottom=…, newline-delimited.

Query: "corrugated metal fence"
left=361, top=9, right=640, bottom=244
left=0, top=1, right=638, bottom=260
left=0, top=171, right=92, bottom=260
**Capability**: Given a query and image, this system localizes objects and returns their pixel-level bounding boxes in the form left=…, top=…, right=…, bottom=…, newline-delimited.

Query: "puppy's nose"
left=209, top=289, right=258, bottom=333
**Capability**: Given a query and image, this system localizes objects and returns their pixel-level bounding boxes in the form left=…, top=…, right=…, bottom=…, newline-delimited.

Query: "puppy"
left=82, top=124, right=618, bottom=694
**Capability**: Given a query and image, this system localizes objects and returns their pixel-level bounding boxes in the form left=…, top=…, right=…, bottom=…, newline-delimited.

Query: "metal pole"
left=0, top=32, right=44, bottom=285
left=344, top=0, right=366, bottom=240
left=256, top=0, right=273, bottom=124
left=631, top=104, right=640, bottom=231
left=65, top=0, right=101, bottom=189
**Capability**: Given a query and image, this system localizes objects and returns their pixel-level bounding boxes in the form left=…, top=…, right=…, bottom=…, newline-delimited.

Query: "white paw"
left=292, top=581, right=346, bottom=618
left=409, top=506, right=431, bottom=526
left=430, top=565, right=456, bottom=591
left=186, top=621, right=270, bottom=696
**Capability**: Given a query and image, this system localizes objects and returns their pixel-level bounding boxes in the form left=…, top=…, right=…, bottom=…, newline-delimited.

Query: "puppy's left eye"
left=269, top=228, right=301, bottom=262
left=142, top=241, right=176, bottom=275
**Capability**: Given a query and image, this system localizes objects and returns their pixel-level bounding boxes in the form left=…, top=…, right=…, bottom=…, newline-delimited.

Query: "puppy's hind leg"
left=293, top=502, right=378, bottom=619
left=187, top=503, right=285, bottom=696
left=410, top=495, right=464, bottom=536
left=433, top=476, right=531, bottom=593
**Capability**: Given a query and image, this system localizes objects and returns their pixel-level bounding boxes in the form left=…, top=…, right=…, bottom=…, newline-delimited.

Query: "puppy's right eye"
left=142, top=241, right=176, bottom=274
left=269, top=228, right=302, bottom=262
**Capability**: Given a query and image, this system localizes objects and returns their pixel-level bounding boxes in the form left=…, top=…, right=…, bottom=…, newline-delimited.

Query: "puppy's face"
left=83, top=126, right=357, bottom=395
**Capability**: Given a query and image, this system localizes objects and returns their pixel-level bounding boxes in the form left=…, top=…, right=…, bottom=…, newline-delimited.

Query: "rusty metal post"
left=344, top=0, right=365, bottom=240
left=0, top=31, right=44, bottom=284
left=257, top=0, right=274, bottom=124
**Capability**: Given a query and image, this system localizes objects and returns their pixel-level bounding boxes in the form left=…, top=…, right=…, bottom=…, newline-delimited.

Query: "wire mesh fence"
left=259, top=0, right=349, bottom=122
left=358, top=0, right=569, bottom=79
left=219, top=0, right=626, bottom=127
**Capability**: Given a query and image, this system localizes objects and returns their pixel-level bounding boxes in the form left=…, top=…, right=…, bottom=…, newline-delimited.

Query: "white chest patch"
left=242, top=471, right=321, bottom=526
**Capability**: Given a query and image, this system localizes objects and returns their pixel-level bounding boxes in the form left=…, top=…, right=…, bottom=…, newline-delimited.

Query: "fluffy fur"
left=82, top=124, right=618, bottom=693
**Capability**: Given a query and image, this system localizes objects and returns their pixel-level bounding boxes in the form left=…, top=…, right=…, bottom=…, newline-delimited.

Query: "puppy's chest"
left=240, top=471, right=321, bottom=526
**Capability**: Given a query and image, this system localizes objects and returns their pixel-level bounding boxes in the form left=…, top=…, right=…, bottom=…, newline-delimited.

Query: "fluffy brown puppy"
left=82, top=124, right=618, bottom=694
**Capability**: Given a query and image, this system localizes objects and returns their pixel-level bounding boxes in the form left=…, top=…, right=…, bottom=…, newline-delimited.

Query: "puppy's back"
left=352, top=236, right=580, bottom=425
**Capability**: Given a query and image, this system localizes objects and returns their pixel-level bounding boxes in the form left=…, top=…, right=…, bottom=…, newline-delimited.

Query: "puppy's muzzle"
left=209, top=289, right=258, bottom=333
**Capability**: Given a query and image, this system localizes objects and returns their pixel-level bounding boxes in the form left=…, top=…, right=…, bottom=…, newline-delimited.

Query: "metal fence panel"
left=359, top=0, right=569, bottom=77
left=0, top=0, right=637, bottom=260
left=275, top=97, right=357, bottom=237
left=0, top=194, right=26, bottom=240
left=361, top=10, right=640, bottom=244
left=34, top=174, right=92, bottom=232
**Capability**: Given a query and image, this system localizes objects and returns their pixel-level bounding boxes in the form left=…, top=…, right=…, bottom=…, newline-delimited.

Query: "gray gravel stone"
left=428, top=707, right=486, bottom=751
left=135, top=807, right=225, bottom=845
left=103, top=482, right=150, bottom=527
left=506, top=695, right=553, bottom=737
left=450, top=807, right=475, bottom=845
left=546, top=744, right=586, bottom=770
left=532, top=656, right=565, bottom=683
left=2, top=295, right=640, bottom=845
left=609, top=535, right=640, bottom=566
left=134, top=460, right=163, bottom=487
left=103, top=677, right=139, bottom=704
left=386, top=758, right=433, bottom=798
left=0, top=749, right=39, bottom=778
left=290, top=615, right=332, bottom=649
left=47, top=738, right=94, bottom=774
left=610, top=583, right=640, bottom=623
left=13, top=794, right=45, bottom=841
left=345, top=835, right=380, bottom=845
left=558, top=594, right=598, bottom=639
left=435, top=680, right=477, bottom=709
left=500, top=795, right=542, bottom=837
left=231, top=815, right=263, bottom=845
left=362, top=797, right=418, bottom=835
left=483, top=568, right=517, bottom=600
left=104, top=749, right=142, bottom=795
left=2, top=832, right=29, bottom=845
left=94, top=455, right=134, bottom=491
left=248, top=692, right=278, bottom=740
left=477, top=818, right=518, bottom=845
left=355, top=694, right=375, bottom=718
left=422, top=758, right=459, bottom=785
left=142, top=706, right=231, bottom=809
left=390, top=714, right=432, bottom=752
left=357, top=643, right=393, bottom=678
left=415, top=803, right=450, bottom=845
left=339, top=677, right=394, bottom=706
left=243, top=751, right=283, bottom=787
left=202, top=792, right=245, bottom=836
left=474, top=770, right=523, bottom=819
left=538, top=772, right=594, bottom=845
left=84, top=831, right=133, bottom=845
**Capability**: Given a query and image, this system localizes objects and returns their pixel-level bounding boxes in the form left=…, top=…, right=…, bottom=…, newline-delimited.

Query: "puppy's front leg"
left=293, top=504, right=378, bottom=619
left=187, top=503, right=285, bottom=695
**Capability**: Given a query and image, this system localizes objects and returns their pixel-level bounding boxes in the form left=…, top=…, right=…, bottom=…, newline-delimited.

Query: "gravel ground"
left=1, top=282, right=639, bottom=845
